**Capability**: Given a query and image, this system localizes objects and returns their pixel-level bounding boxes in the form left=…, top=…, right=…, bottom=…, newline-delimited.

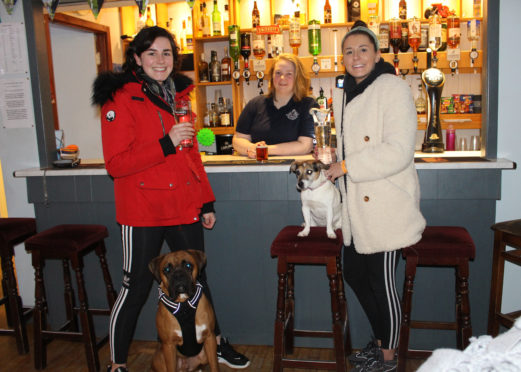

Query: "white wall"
left=496, top=0, right=521, bottom=313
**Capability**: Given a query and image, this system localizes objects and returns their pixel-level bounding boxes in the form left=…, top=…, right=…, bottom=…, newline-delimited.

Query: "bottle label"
left=399, top=6, right=407, bottom=19
left=408, top=20, right=421, bottom=39
left=213, top=21, right=221, bottom=33
left=252, top=39, right=264, bottom=50
left=368, top=2, right=378, bottom=16
left=220, top=113, right=231, bottom=126
left=448, top=28, right=460, bottom=39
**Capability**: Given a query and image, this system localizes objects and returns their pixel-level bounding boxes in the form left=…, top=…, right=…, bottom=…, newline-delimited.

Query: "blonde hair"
left=267, top=54, right=310, bottom=102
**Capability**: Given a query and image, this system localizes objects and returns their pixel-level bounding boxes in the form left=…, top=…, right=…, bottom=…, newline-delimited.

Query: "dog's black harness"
left=158, top=282, right=204, bottom=357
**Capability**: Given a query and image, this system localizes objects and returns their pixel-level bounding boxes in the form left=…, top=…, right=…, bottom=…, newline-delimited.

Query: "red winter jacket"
left=94, top=72, right=215, bottom=227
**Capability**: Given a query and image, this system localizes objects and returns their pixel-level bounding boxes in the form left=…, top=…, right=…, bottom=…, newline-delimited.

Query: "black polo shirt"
left=236, top=95, right=317, bottom=145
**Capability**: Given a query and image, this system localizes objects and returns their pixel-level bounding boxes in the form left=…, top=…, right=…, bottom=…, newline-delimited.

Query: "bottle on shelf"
left=198, top=53, right=209, bottom=83
left=186, top=16, right=194, bottom=52
left=415, top=83, right=426, bottom=114
left=473, top=0, right=481, bottom=17
left=218, top=97, right=231, bottom=127
left=324, top=0, right=332, bottom=24
left=252, top=0, right=260, bottom=28
left=209, top=50, right=221, bottom=82
left=389, top=19, right=401, bottom=75
left=228, top=25, right=241, bottom=85
left=419, top=23, right=429, bottom=52
left=271, top=28, right=284, bottom=57
left=348, top=0, right=361, bottom=22
left=289, top=13, right=302, bottom=55
left=428, top=11, right=442, bottom=64
left=252, top=29, right=266, bottom=59
left=212, top=0, right=222, bottom=36
left=223, top=0, right=230, bottom=33
left=179, top=20, right=187, bottom=52
left=399, top=0, right=407, bottom=20
left=367, top=1, right=379, bottom=19
left=202, top=2, right=212, bottom=37
left=447, top=13, right=461, bottom=74
left=439, top=20, right=447, bottom=51
left=368, top=15, right=379, bottom=36
left=408, top=17, right=421, bottom=73
left=399, top=22, right=409, bottom=53
left=240, top=32, right=252, bottom=84
left=317, top=87, right=327, bottom=109
left=197, top=3, right=204, bottom=37
left=221, top=47, right=231, bottom=81
left=145, top=6, right=154, bottom=27
left=379, top=23, right=390, bottom=54
left=210, top=103, right=220, bottom=127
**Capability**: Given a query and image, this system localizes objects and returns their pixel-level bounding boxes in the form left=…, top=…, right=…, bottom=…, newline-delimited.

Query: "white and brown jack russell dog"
left=290, top=160, right=342, bottom=239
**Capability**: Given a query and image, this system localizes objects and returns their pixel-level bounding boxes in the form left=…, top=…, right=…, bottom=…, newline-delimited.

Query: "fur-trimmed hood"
left=91, top=70, right=193, bottom=107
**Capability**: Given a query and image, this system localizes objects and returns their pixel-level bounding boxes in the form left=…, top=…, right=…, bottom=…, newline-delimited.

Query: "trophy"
left=310, top=107, right=333, bottom=164
left=421, top=52, right=446, bottom=153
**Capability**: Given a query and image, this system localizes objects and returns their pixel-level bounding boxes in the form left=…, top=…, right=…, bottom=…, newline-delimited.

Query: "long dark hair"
left=123, top=26, right=182, bottom=77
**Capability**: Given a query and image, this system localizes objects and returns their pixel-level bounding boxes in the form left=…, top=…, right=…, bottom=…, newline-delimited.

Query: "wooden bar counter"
left=14, top=154, right=514, bottom=351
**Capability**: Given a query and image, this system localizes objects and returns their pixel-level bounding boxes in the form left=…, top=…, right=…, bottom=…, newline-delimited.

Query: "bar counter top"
left=13, top=152, right=516, bottom=177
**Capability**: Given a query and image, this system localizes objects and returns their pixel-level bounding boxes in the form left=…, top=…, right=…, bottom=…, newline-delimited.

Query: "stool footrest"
left=496, top=310, right=521, bottom=327
left=72, top=307, right=111, bottom=316
left=502, top=250, right=521, bottom=265
left=42, top=329, right=83, bottom=341
left=0, top=328, right=16, bottom=335
left=281, top=358, right=338, bottom=370
left=405, top=349, right=433, bottom=359
left=410, top=320, right=458, bottom=330
left=294, top=329, right=333, bottom=338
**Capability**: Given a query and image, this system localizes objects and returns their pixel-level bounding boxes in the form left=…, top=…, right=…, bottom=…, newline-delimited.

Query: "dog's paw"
left=298, top=229, right=310, bottom=237
left=327, top=230, right=337, bottom=239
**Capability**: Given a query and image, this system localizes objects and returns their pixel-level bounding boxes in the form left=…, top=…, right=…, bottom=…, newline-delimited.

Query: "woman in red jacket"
left=92, top=26, right=249, bottom=372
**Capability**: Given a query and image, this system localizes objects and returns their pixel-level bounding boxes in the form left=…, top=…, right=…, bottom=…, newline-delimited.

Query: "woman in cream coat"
left=325, top=21, right=426, bottom=372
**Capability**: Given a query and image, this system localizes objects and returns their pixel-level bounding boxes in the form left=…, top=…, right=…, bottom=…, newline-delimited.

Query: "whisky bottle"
left=221, top=47, right=232, bottom=81
left=324, top=0, right=332, bottom=24
left=223, top=0, right=230, bottom=33
left=317, top=87, right=327, bottom=109
left=209, top=50, right=221, bottom=82
left=348, top=0, right=361, bottom=22
left=289, top=14, right=301, bottom=55
left=379, top=23, right=389, bottom=53
left=199, top=53, right=209, bottom=82
left=399, top=0, right=407, bottom=20
left=202, top=2, right=211, bottom=37
left=252, top=0, right=260, bottom=28
left=252, top=28, right=266, bottom=59
left=212, top=0, right=222, bottom=36
left=186, top=16, right=194, bottom=52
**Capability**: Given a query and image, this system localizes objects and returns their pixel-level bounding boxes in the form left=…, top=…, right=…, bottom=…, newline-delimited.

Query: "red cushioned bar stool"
left=24, top=224, right=117, bottom=372
left=271, top=226, right=352, bottom=372
left=397, top=226, right=476, bottom=372
left=488, top=219, right=521, bottom=336
left=0, top=217, right=37, bottom=354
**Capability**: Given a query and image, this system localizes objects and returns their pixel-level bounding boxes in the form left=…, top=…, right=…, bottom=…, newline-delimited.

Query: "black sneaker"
left=217, top=337, right=251, bottom=369
left=350, top=349, right=396, bottom=372
left=348, top=339, right=380, bottom=366
left=106, top=366, right=128, bottom=372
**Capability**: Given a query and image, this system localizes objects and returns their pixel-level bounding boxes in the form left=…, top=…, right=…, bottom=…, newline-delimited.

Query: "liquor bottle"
left=252, top=28, right=266, bottom=59
left=267, top=35, right=273, bottom=58
left=408, top=17, right=421, bottom=73
left=379, top=23, right=389, bottom=53
left=399, top=0, right=407, bottom=20
left=367, top=1, right=379, bottom=19
left=179, top=20, right=187, bottom=52
left=428, top=12, right=442, bottom=52
left=399, top=22, right=409, bottom=53
left=473, top=0, right=481, bottom=17
left=415, top=83, right=426, bottom=114
left=198, top=3, right=204, bottom=37
left=212, top=0, right=222, bottom=36
left=221, top=47, right=232, bottom=81
left=252, top=0, right=260, bottom=28
left=145, top=7, right=154, bottom=27
left=348, top=0, right=360, bottom=22
left=229, top=25, right=241, bottom=84
left=389, top=19, right=401, bottom=75
left=186, top=16, right=194, bottom=52
left=218, top=97, right=231, bottom=127
left=289, top=14, right=301, bottom=55
left=439, top=21, right=447, bottom=51
left=271, top=29, right=284, bottom=57
left=324, top=0, right=332, bottom=24
left=308, top=20, right=321, bottom=74
left=447, top=14, right=460, bottom=49
left=419, top=23, right=429, bottom=52
left=198, top=53, right=209, bottom=82
left=210, top=103, right=220, bottom=127
left=202, top=2, right=211, bottom=37
left=467, top=19, right=481, bottom=67
left=368, top=15, right=379, bottom=38
left=240, top=32, right=252, bottom=84
left=209, top=50, right=221, bottom=82
left=223, top=1, right=230, bottom=33
left=317, top=87, right=327, bottom=109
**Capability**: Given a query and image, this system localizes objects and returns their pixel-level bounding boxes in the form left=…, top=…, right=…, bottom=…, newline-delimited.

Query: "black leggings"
left=109, top=223, right=220, bottom=364
left=343, top=243, right=401, bottom=350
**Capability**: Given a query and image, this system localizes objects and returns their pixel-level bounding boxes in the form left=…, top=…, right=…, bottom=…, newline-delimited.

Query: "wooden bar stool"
left=0, top=217, right=36, bottom=354
left=488, top=219, right=521, bottom=336
left=24, top=224, right=117, bottom=372
left=397, top=226, right=476, bottom=372
left=271, top=226, right=352, bottom=372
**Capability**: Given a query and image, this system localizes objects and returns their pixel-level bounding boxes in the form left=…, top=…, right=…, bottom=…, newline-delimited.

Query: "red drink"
left=256, top=145, right=268, bottom=162
left=175, top=100, right=193, bottom=148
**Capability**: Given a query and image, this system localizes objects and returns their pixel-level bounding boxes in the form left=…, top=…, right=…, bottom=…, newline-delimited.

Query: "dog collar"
left=158, top=281, right=203, bottom=315
left=308, top=179, right=330, bottom=191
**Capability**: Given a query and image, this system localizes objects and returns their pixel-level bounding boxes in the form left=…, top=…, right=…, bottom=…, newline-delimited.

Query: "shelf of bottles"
left=187, top=0, right=484, bottom=133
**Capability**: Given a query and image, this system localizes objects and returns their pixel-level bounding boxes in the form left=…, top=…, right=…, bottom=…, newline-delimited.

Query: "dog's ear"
left=315, top=160, right=330, bottom=171
left=187, top=250, right=207, bottom=272
left=289, top=161, right=298, bottom=174
left=148, top=255, right=164, bottom=283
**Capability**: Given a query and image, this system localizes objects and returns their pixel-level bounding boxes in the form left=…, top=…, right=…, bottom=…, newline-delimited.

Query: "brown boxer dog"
left=149, top=250, right=219, bottom=372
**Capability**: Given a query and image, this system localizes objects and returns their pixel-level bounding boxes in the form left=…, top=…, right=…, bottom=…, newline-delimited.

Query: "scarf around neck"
left=343, top=58, right=395, bottom=105
left=136, top=68, right=176, bottom=109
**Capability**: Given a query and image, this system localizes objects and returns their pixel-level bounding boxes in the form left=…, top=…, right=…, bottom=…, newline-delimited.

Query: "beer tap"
left=408, top=17, right=421, bottom=74
left=308, top=20, right=322, bottom=75
left=240, top=32, right=251, bottom=85
left=467, top=19, right=480, bottom=73
left=447, top=13, right=461, bottom=76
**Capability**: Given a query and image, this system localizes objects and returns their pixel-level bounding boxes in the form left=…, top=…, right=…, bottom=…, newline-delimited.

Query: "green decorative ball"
left=196, top=128, right=215, bottom=147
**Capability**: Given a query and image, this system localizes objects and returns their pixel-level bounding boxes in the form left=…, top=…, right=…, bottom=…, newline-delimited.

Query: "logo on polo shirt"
left=106, top=110, right=116, bottom=122
left=286, top=109, right=299, bottom=120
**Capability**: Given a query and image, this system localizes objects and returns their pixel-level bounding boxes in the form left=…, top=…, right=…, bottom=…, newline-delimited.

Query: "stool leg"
left=487, top=231, right=505, bottom=336
left=398, top=256, right=417, bottom=372
left=273, top=257, right=288, bottom=372
left=336, top=257, right=352, bottom=355
left=457, top=259, right=472, bottom=349
left=33, top=258, right=47, bottom=369
left=95, top=242, right=117, bottom=309
left=285, top=263, right=295, bottom=355
left=2, top=250, right=30, bottom=354
left=62, top=259, right=79, bottom=332
left=327, top=259, right=347, bottom=372
left=72, top=257, right=99, bottom=372
left=1, top=256, right=13, bottom=328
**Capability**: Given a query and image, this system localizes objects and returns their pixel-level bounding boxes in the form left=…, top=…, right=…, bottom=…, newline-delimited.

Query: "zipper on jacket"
left=157, top=110, right=166, bottom=136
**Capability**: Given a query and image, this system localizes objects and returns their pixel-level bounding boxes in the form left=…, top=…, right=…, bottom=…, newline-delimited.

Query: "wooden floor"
left=0, top=323, right=426, bottom=372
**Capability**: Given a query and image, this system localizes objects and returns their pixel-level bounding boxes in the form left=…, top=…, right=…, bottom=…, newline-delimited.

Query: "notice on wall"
left=0, top=22, right=29, bottom=75
left=0, top=78, right=34, bottom=128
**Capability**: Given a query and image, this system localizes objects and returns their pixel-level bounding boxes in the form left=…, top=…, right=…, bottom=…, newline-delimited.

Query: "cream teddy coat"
left=332, top=73, right=426, bottom=254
